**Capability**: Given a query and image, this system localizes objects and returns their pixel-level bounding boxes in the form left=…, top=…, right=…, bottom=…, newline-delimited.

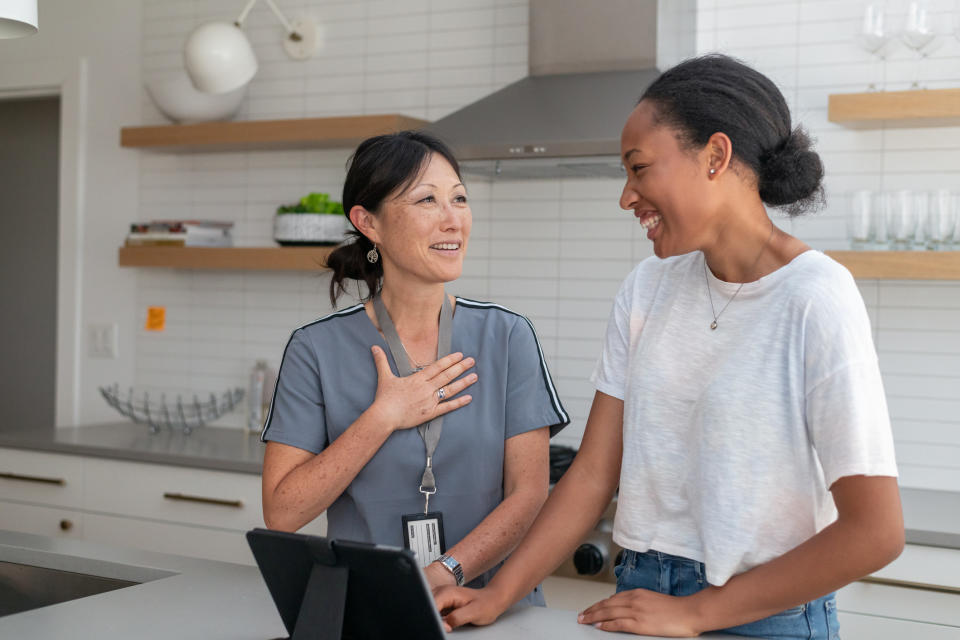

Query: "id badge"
left=401, top=512, right=446, bottom=568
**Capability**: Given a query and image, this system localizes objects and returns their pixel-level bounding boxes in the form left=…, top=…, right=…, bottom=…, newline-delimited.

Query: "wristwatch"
left=436, top=553, right=464, bottom=586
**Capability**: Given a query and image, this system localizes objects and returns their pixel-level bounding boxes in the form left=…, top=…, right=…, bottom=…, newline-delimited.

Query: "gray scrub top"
left=261, top=297, right=569, bottom=601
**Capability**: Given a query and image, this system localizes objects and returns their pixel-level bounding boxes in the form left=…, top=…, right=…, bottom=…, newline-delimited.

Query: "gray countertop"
left=1, top=425, right=958, bottom=548
left=0, top=423, right=264, bottom=474
left=0, top=529, right=750, bottom=640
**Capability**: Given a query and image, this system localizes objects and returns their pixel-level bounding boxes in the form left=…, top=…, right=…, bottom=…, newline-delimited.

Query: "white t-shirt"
left=592, top=250, right=898, bottom=586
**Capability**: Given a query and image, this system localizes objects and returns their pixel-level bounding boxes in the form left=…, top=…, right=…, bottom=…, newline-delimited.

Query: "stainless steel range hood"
left=425, top=0, right=696, bottom=179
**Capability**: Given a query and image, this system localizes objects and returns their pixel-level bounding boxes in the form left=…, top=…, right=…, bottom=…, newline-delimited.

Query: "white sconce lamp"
left=183, top=0, right=318, bottom=94
left=0, top=0, right=38, bottom=38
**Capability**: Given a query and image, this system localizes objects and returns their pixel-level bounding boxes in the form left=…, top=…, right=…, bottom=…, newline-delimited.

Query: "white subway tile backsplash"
left=367, top=0, right=429, bottom=17
left=491, top=219, right=560, bottom=240
left=494, top=4, right=527, bottom=25
left=430, top=8, right=495, bottom=30
left=488, top=258, right=559, bottom=279
left=430, top=27, right=495, bottom=51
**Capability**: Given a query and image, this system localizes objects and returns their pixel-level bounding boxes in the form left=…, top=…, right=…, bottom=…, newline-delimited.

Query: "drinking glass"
left=856, top=3, right=891, bottom=91
left=887, top=190, right=918, bottom=250
left=901, top=0, right=936, bottom=88
left=912, top=190, right=930, bottom=249
left=873, top=191, right=890, bottom=250
left=927, top=189, right=958, bottom=250
left=848, top=190, right=874, bottom=249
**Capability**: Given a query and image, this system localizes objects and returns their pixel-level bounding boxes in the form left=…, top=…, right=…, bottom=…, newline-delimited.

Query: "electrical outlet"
left=88, top=323, right=118, bottom=359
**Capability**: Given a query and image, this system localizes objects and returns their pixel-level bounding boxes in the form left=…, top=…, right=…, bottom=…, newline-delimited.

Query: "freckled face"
left=375, top=153, right=472, bottom=286
left=620, top=100, right=715, bottom=258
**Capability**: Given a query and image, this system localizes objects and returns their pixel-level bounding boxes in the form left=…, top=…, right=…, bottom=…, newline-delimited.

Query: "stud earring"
left=366, top=244, right=379, bottom=264
left=709, top=168, right=717, bottom=175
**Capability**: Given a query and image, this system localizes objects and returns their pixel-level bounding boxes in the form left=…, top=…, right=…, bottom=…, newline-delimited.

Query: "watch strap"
left=436, top=553, right=464, bottom=586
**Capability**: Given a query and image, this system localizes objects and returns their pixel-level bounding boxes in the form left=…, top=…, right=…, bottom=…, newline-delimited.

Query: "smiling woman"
left=434, top=55, right=903, bottom=639
left=259, top=131, right=569, bottom=606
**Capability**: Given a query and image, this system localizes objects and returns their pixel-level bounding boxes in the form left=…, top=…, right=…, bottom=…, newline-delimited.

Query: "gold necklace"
left=704, top=222, right=775, bottom=331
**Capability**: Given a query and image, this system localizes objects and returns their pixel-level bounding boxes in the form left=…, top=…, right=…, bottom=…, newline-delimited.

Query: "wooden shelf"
left=828, top=88, right=960, bottom=125
left=117, top=248, right=960, bottom=279
left=120, top=114, right=430, bottom=150
left=118, top=246, right=335, bottom=270
left=826, top=250, right=960, bottom=280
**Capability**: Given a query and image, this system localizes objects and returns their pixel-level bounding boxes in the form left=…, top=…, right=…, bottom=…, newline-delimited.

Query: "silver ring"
left=436, top=387, right=446, bottom=401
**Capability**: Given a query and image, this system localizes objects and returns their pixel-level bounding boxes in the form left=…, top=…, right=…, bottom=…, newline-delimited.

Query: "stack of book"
left=125, top=220, right=234, bottom=247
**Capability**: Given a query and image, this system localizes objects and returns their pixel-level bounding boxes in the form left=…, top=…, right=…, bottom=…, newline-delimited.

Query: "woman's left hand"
left=577, top=589, right=703, bottom=637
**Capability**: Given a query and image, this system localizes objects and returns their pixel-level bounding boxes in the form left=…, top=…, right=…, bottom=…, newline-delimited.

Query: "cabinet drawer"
left=0, top=448, right=83, bottom=507
left=0, top=501, right=84, bottom=539
left=84, top=513, right=256, bottom=565
left=839, top=580, right=960, bottom=627
left=869, top=543, right=960, bottom=591
left=84, top=458, right=263, bottom=530
left=838, top=610, right=960, bottom=639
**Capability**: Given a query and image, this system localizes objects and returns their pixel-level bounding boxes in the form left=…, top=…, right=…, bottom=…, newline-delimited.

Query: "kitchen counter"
left=0, top=423, right=264, bottom=474
left=3, top=426, right=960, bottom=550
left=0, top=529, right=750, bottom=640
left=3, top=529, right=957, bottom=639
left=901, top=488, right=960, bottom=550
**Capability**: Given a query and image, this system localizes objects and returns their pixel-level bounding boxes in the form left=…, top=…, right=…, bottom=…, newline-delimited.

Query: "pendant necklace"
left=704, top=222, right=775, bottom=331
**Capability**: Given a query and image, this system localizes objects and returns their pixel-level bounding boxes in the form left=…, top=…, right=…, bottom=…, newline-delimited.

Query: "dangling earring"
left=366, top=243, right=379, bottom=264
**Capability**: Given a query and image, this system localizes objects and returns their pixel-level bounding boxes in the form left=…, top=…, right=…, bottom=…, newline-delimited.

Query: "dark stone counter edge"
left=0, top=435, right=262, bottom=475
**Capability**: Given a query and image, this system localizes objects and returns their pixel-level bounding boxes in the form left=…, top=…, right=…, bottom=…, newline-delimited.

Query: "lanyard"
left=372, top=292, right=453, bottom=513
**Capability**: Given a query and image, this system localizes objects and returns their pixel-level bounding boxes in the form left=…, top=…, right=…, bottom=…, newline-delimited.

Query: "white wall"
left=1, top=0, right=949, bottom=489
left=0, top=0, right=142, bottom=426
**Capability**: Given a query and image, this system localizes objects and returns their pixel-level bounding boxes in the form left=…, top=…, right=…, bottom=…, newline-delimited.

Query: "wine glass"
left=856, top=3, right=891, bottom=91
left=901, top=0, right=936, bottom=89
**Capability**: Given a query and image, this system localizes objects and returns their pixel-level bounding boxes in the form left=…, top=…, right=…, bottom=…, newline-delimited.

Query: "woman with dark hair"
left=437, top=55, right=902, bottom=637
left=260, top=131, right=568, bottom=601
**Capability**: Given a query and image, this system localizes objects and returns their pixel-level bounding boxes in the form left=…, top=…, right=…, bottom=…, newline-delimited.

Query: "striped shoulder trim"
left=454, top=298, right=569, bottom=426
left=260, top=303, right=364, bottom=443
left=298, top=303, right=365, bottom=330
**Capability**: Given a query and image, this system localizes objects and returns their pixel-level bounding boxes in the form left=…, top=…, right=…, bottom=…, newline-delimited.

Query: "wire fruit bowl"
left=99, top=384, right=245, bottom=435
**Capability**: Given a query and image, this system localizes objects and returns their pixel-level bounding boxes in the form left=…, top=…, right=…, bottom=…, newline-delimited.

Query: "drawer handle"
left=59, top=519, right=73, bottom=532
left=0, top=471, right=65, bottom=486
left=860, top=576, right=960, bottom=595
left=162, top=492, right=243, bottom=508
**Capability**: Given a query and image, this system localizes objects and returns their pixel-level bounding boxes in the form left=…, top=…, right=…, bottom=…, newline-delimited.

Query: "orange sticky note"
left=145, top=306, right=166, bottom=331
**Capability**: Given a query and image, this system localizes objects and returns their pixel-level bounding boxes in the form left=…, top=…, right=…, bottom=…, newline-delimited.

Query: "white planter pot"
left=273, top=214, right=347, bottom=246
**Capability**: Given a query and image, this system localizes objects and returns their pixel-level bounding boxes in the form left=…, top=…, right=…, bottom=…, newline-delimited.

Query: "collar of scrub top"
left=373, top=292, right=453, bottom=513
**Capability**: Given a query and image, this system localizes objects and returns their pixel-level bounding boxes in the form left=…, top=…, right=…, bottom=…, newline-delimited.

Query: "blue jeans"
left=614, top=549, right=840, bottom=640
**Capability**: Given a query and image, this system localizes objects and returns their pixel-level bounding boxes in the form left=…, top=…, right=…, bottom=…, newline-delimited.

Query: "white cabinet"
left=0, top=448, right=84, bottom=507
left=84, top=458, right=265, bottom=531
left=0, top=501, right=85, bottom=540
left=0, top=447, right=326, bottom=566
left=837, top=543, right=960, bottom=635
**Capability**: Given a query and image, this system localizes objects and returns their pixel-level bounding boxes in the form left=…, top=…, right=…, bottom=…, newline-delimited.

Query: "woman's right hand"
left=369, top=346, right=477, bottom=431
left=434, top=585, right=509, bottom=631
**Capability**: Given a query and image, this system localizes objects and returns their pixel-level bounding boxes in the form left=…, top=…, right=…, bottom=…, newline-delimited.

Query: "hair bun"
left=758, top=126, right=825, bottom=216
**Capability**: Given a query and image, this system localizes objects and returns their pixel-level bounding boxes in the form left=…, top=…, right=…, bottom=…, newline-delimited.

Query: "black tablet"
left=246, top=528, right=446, bottom=640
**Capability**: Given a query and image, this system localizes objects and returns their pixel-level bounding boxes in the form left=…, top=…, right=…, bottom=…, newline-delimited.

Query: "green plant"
left=276, top=192, right=345, bottom=215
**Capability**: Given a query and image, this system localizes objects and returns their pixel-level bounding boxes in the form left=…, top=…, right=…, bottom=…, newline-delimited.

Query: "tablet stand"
left=289, top=562, right=348, bottom=640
